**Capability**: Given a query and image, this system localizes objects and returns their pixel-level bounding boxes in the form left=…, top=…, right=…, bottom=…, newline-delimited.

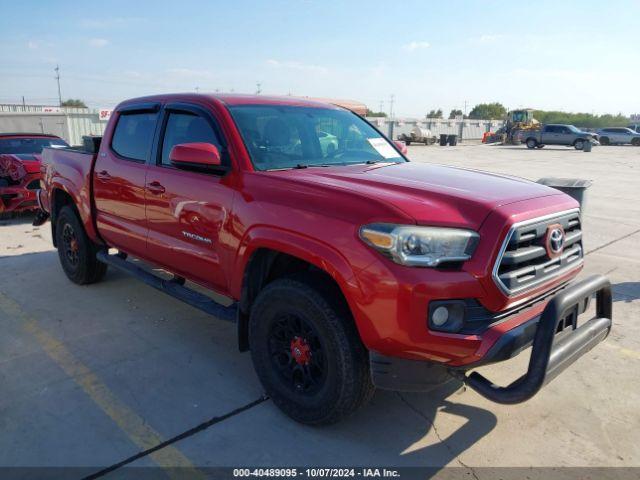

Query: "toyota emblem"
left=545, top=224, right=565, bottom=258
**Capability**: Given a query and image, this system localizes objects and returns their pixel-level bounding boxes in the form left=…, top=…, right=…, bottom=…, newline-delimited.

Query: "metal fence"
left=366, top=117, right=505, bottom=141
left=0, top=105, right=106, bottom=146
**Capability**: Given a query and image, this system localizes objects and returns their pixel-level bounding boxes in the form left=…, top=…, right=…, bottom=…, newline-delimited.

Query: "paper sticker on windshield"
left=367, top=138, right=399, bottom=159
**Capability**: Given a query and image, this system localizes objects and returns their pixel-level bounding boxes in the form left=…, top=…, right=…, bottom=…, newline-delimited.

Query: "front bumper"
left=0, top=173, right=40, bottom=214
left=371, top=274, right=612, bottom=403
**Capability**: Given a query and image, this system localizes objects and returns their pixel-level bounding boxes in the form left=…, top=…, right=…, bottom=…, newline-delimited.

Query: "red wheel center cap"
left=290, top=337, right=311, bottom=365
left=70, top=239, right=79, bottom=252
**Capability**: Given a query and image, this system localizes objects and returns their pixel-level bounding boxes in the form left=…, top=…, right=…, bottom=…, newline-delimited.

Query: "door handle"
left=96, top=170, right=112, bottom=181
left=146, top=181, right=166, bottom=195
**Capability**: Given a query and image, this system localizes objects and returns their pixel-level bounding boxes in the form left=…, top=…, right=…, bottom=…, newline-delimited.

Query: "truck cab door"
left=558, top=126, right=574, bottom=145
left=93, top=104, right=160, bottom=259
left=144, top=104, right=234, bottom=293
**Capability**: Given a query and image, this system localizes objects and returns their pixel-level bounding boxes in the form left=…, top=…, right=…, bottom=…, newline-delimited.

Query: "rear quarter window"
left=111, top=112, right=158, bottom=161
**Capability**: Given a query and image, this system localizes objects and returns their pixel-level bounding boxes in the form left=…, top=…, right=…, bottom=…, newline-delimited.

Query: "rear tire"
left=526, top=138, right=537, bottom=149
left=600, top=136, right=610, bottom=145
left=249, top=274, right=374, bottom=425
left=55, top=206, right=107, bottom=285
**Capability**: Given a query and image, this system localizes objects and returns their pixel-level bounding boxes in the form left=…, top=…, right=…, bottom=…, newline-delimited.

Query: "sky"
left=1, top=0, right=639, bottom=117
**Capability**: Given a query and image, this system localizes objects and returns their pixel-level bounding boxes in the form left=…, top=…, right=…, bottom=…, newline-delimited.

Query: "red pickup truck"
left=37, top=94, right=612, bottom=424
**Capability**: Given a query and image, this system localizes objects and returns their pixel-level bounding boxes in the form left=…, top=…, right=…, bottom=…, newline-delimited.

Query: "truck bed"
left=40, top=146, right=99, bottom=241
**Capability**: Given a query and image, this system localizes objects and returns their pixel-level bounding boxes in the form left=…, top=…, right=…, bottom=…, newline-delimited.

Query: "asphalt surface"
left=0, top=144, right=638, bottom=477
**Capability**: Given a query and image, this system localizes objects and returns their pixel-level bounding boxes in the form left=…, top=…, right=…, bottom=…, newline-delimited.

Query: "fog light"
left=428, top=301, right=466, bottom=333
left=431, top=306, right=449, bottom=326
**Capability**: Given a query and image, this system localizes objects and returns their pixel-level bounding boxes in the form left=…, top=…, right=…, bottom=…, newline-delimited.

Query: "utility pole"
left=463, top=99, right=468, bottom=116
left=256, top=82, right=262, bottom=95
left=388, top=94, right=395, bottom=139
left=22, top=96, right=26, bottom=108
left=195, top=86, right=200, bottom=93
left=54, top=65, right=62, bottom=107
left=379, top=100, right=384, bottom=114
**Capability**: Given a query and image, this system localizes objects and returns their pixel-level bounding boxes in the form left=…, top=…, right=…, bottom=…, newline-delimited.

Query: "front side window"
left=111, top=112, right=158, bottom=161
left=160, top=112, right=222, bottom=166
left=228, top=105, right=404, bottom=171
left=0, top=137, right=68, bottom=154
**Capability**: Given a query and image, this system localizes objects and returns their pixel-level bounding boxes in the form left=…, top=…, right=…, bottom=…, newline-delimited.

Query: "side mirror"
left=169, top=142, right=225, bottom=173
left=393, top=140, right=408, bottom=155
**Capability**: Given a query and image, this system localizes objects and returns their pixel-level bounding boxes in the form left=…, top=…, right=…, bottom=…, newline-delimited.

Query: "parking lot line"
left=0, top=290, right=205, bottom=480
left=603, top=342, right=640, bottom=361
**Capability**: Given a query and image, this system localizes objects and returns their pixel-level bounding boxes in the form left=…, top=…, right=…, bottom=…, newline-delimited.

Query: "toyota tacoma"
left=36, top=94, right=612, bottom=424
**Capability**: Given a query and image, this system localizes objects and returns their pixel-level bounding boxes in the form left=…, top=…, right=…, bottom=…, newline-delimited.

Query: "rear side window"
left=111, top=112, right=158, bottom=161
left=160, top=112, right=222, bottom=166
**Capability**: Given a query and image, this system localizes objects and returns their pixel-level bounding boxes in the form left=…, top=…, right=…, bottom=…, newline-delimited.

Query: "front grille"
left=493, top=210, right=583, bottom=296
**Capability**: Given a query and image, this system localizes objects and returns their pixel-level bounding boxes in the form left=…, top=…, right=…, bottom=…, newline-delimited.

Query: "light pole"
left=54, top=65, right=62, bottom=107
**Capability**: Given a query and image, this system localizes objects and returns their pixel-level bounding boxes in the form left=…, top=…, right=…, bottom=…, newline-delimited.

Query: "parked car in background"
left=316, top=130, right=339, bottom=156
left=523, top=124, right=598, bottom=150
left=0, top=133, right=69, bottom=218
left=628, top=124, right=640, bottom=133
left=597, top=127, right=640, bottom=146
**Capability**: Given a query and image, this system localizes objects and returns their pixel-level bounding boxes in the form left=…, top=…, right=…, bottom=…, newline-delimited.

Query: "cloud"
left=402, top=41, right=430, bottom=52
left=266, top=59, right=328, bottom=74
left=89, top=38, right=109, bottom=48
left=27, top=40, right=38, bottom=50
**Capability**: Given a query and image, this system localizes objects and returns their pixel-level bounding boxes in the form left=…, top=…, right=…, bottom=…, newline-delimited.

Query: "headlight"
left=359, top=224, right=479, bottom=267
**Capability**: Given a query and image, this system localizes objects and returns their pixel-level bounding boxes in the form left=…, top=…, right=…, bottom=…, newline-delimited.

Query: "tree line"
left=422, top=102, right=630, bottom=127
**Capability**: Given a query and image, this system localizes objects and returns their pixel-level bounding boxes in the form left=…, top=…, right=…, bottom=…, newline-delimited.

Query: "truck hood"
left=275, top=162, right=565, bottom=229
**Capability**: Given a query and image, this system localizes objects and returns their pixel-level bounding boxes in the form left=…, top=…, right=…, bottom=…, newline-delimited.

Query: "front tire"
left=600, top=136, right=610, bottom=145
left=631, top=138, right=640, bottom=146
left=55, top=205, right=107, bottom=284
left=249, top=275, right=374, bottom=425
left=574, top=139, right=585, bottom=150
left=526, top=138, right=537, bottom=149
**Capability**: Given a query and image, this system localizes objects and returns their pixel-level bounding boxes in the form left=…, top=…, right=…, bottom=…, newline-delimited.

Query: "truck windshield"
left=0, top=137, right=69, bottom=155
left=567, top=125, right=582, bottom=133
left=228, top=105, right=405, bottom=171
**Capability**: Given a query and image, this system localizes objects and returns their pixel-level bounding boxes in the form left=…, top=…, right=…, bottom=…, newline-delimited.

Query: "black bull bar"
left=455, top=274, right=612, bottom=404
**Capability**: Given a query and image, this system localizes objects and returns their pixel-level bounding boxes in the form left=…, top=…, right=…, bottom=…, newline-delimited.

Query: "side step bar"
left=96, top=251, right=237, bottom=322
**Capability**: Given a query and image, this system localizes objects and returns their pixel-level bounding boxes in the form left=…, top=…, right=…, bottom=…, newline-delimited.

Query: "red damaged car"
left=0, top=133, right=69, bottom=218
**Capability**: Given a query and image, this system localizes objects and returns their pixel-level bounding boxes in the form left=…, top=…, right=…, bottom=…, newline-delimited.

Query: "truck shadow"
left=330, top=381, right=497, bottom=472
left=612, top=282, right=640, bottom=303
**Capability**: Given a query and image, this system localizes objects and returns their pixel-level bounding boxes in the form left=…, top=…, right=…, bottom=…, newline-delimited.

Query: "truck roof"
left=116, top=93, right=347, bottom=111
